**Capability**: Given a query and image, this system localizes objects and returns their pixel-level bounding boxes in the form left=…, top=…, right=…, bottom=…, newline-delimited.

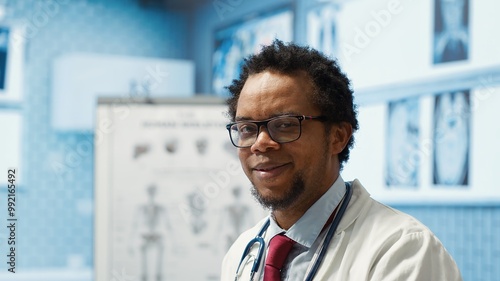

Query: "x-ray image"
left=386, top=97, right=420, bottom=187
left=212, top=8, right=293, bottom=96
left=307, top=3, right=338, bottom=58
left=433, top=0, right=469, bottom=64
left=433, top=91, right=470, bottom=186
left=0, top=27, right=8, bottom=90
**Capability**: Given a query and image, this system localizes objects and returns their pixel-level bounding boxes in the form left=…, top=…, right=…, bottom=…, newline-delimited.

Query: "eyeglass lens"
left=229, top=116, right=302, bottom=147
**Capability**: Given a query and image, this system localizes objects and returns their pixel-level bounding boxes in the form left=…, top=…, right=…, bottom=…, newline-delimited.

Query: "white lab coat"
left=221, top=179, right=462, bottom=281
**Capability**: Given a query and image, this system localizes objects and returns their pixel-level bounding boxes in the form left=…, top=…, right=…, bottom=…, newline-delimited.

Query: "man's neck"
left=271, top=185, right=332, bottom=230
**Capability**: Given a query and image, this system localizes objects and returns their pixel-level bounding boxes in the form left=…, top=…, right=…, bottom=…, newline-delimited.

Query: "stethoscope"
left=234, top=182, right=353, bottom=281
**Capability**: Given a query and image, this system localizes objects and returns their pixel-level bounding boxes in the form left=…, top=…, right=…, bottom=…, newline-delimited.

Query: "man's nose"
left=250, top=126, right=280, bottom=152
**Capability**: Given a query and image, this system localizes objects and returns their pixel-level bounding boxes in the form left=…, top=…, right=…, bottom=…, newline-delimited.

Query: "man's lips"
left=252, top=163, right=289, bottom=179
left=253, top=162, right=288, bottom=171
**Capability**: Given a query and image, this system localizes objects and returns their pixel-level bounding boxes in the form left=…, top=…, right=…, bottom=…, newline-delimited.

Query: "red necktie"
left=263, top=234, right=296, bottom=281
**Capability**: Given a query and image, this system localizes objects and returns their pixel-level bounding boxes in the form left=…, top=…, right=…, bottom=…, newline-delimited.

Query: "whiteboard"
left=94, top=97, right=265, bottom=281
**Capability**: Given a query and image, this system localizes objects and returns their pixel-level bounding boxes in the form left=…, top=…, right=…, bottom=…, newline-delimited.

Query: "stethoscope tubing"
left=303, top=181, right=352, bottom=280
left=235, top=182, right=353, bottom=281
left=235, top=220, right=269, bottom=281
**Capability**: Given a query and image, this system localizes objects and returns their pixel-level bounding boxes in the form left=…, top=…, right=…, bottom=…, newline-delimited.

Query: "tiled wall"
left=396, top=205, right=500, bottom=281
left=0, top=0, right=188, bottom=270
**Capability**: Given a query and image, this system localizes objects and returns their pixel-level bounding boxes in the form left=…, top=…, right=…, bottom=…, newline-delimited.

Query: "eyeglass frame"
left=226, top=115, right=327, bottom=148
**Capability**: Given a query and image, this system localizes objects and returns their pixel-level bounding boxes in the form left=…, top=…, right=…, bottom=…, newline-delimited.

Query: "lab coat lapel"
left=310, top=231, right=346, bottom=280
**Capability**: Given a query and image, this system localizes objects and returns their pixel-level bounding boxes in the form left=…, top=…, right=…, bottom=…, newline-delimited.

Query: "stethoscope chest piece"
left=235, top=219, right=269, bottom=281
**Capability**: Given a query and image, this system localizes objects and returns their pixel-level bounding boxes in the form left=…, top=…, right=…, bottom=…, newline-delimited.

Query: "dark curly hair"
left=226, top=39, right=359, bottom=169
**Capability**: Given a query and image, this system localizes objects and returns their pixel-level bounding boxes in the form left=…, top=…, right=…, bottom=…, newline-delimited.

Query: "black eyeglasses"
left=226, top=115, right=326, bottom=148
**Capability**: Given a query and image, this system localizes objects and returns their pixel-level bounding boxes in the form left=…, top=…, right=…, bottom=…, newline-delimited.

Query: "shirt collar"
left=266, top=176, right=346, bottom=248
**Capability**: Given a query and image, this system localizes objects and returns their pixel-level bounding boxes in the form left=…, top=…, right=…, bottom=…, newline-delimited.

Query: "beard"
left=250, top=173, right=306, bottom=211
left=250, top=132, right=332, bottom=211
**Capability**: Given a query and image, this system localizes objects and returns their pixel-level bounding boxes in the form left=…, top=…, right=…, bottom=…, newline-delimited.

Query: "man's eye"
left=276, top=121, right=293, bottom=128
left=273, top=120, right=298, bottom=130
left=239, top=124, right=257, bottom=135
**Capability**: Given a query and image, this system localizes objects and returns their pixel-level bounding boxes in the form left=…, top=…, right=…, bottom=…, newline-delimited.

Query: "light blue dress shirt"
left=260, top=176, right=347, bottom=280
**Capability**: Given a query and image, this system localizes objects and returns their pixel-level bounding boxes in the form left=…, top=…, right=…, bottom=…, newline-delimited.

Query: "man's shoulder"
left=341, top=180, right=461, bottom=280
left=349, top=179, right=436, bottom=239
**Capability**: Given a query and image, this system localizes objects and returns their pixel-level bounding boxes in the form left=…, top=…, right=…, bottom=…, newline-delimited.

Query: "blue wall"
left=189, top=1, right=500, bottom=280
left=0, top=0, right=188, bottom=270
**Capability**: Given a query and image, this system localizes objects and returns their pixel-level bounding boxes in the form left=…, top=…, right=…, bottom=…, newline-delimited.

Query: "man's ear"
left=329, top=122, right=353, bottom=154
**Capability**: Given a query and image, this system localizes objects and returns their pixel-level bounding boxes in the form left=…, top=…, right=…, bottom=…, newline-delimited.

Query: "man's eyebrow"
left=235, top=116, right=252, bottom=122
left=234, top=112, right=300, bottom=122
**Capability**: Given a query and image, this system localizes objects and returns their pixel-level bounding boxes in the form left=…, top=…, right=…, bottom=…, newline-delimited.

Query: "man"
left=221, top=40, right=462, bottom=280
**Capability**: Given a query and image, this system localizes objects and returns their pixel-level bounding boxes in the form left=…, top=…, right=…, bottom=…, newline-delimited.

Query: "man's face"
left=235, top=70, right=338, bottom=211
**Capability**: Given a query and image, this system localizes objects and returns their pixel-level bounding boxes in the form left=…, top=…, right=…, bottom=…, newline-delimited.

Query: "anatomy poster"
left=95, top=98, right=264, bottom=281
